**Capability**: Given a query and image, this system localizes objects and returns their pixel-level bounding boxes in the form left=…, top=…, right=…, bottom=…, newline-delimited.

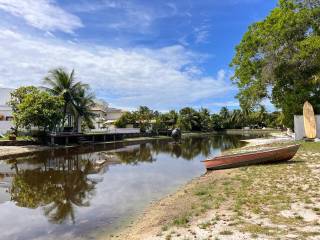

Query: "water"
left=0, top=134, right=255, bottom=240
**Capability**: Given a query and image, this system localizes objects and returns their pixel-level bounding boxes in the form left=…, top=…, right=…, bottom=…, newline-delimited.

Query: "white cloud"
left=0, top=27, right=234, bottom=109
left=210, top=101, right=239, bottom=107
left=0, top=0, right=83, bottom=33
left=194, top=24, right=210, bottom=44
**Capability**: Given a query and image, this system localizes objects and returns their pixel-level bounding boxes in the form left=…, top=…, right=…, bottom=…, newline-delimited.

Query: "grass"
left=240, top=224, right=279, bottom=236
left=160, top=141, right=320, bottom=239
left=219, top=230, right=233, bottom=235
left=0, top=135, right=35, bottom=141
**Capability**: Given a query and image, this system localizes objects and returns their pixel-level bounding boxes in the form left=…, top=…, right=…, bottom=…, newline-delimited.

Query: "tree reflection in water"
left=114, top=134, right=246, bottom=163
left=9, top=155, right=97, bottom=224
left=6, top=134, right=248, bottom=225
left=114, top=143, right=155, bottom=164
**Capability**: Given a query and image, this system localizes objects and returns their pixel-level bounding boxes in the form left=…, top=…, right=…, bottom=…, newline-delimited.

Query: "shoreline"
left=0, top=135, right=172, bottom=160
left=107, top=134, right=306, bottom=240
left=0, top=130, right=282, bottom=160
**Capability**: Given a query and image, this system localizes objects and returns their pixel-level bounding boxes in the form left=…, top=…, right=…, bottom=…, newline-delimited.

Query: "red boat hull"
left=203, top=144, right=300, bottom=170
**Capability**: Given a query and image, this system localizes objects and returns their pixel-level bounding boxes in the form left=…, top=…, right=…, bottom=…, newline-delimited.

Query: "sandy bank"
left=109, top=136, right=320, bottom=240
left=0, top=136, right=172, bottom=160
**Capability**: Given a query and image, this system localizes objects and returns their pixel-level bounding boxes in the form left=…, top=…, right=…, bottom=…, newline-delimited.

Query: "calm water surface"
left=0, top=134, right=259, bottom=240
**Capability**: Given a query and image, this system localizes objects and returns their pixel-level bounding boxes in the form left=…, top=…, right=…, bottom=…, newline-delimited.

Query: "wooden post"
left=65, top=136, right=69, bottom=145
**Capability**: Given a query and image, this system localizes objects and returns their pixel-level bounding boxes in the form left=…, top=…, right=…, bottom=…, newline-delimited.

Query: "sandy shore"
left=0, top=136, right=172, bottom=160
left=106, top=134, right=320, bottom=240
left=0, top=145, right=51, bottom=159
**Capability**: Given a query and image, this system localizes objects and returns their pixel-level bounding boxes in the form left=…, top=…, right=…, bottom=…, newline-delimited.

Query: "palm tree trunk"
left=62, top=103, right=67, bottom=130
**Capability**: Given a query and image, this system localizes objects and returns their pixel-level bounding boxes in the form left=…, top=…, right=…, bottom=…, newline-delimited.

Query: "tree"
left=219, top=107, right=230, bottom=128
left=211, top=114, right=223, bottom=130
left=230, top=109, right=244, bottom=128
left=18, top=90, right=64, bottom=132
left=230, top=0, right=320, bottom=128
left=135, top=106, right=154, bottom=132
left=114, top=112, right=137, bottom=128
left=8, top=86, right=38, bottom=134
left=44, top=68, right=89, bottom=128
left=72, top=88, right=96, bottom=132
left=199, top=108, right=212, bottom=131
left=178, top=107, right=200, bottom=131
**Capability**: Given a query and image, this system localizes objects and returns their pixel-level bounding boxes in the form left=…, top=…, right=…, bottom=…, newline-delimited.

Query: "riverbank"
left=110, top=137, right=320, bottom=240
left=0, top=135, right=171, bottom=159
left=0, top=130, right=282, bottom=160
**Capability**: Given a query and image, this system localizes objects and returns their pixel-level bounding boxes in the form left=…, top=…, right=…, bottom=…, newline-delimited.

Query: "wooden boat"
left=202, top=144, right=300, bottom=170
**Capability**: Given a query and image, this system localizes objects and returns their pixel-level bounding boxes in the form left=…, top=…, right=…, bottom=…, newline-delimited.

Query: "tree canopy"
left=17, top=90, right=64, bottom=131
left=230, top=0, right=320, bottom=128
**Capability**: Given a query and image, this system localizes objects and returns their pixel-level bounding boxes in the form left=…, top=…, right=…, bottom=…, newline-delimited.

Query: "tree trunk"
left=77, top=116, right=82, bottom=133
left=62, top=103, right=67, bottom=130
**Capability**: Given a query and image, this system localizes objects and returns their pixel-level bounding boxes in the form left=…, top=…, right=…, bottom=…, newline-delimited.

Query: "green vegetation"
left=115, top=105, right=281, bottom=133
left=17, top=90, right=64, bottom=132
left=8, top=68, right=96, bottom=136
left=44, top=68, right=95, bottom=130
left=231, top=0, right=320, bottom=128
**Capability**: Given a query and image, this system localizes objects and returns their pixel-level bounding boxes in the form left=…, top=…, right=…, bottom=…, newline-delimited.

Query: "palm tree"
left=230, top=109, right=243, bottom=128
left=44, top=68, right=89, bottom=128
left=72, top=88, right=96, bottom=132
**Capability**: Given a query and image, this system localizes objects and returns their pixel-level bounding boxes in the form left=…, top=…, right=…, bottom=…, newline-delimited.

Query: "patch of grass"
left=298, top=231, right=320, bottom=238
left=241, top=224, right=279, bottom=236
left=219, top=230, right=233, bottom=235
left=198, top=221, right=211, bottom=229
left=161, top=225, right=168, bottom=231
left=173, top=214, right=189, bottom=227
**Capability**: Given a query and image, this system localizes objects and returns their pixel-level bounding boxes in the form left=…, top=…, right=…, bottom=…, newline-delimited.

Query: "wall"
left=107, top=111, right=123, bottom=120
left=294, top=115, right=320, bottom=140
left=0, top=121, right=13, bottom=135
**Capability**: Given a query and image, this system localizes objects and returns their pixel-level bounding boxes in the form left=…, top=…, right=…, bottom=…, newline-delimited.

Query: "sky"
left=0, top=0, right=278, bottom=112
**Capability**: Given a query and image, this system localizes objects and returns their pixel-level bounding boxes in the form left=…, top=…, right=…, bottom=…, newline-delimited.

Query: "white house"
left=0, top=88, right=14, bottom=135
left=91, top=100, right=126, bottom=131
left=0, top=87, right=129, bottom=134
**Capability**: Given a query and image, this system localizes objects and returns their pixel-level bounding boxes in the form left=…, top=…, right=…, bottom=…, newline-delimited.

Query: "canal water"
left=0, top=134, right=258, bottom=240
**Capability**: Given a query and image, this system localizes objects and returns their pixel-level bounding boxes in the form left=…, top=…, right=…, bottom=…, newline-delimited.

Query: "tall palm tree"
left=72, top=88, right=96, bottom=131
left=44, top=68, right=88, bottom=128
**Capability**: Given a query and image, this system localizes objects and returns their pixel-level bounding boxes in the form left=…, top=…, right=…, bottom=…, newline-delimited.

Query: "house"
left=0, top=88, right=14, bottom=135
left=91, top=101, right=108, bottom=130
left=0, top=87, right=127, bottom=134
left=91, top=100, right=125, bottom=131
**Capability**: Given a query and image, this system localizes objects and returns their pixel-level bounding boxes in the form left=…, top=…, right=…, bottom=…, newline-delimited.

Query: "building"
left=0, top=87, right=127, bottom=134
left=90, top=100, right=125, bottom=131
left=0, top=88, right=14, bottom=135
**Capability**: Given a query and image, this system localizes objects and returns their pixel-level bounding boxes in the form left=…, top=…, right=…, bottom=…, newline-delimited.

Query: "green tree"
left=219, top=107, right=230, bottom=128
left=199, top=108, right=211, bottom=131
left=44, top=68, right=89, bottom=128
left=18, top=90, right=64, bottom=132
left=230, top=109, right=244, bottom=129
left=178, top=107, right=200, bottom=131
left=231, top=0, right=320, bottom=128
left=114, top=112, right=137, bottom=128
left=8, top=86, right=38, bottom=134
left=211, top=114, right=223, bottom=130
left=72, top=88, right=96, bottom=131
left=135, top=106, right=154, bottom=132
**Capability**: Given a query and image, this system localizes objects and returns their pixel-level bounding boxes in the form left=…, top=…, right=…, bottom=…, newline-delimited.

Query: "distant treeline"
left=115, top=106, right=283, bottom=132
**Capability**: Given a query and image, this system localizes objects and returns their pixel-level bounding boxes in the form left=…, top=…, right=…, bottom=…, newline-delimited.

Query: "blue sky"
left=0, top=0, right=277, bottom=112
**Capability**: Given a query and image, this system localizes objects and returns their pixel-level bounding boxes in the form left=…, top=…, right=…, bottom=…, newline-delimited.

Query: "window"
left=6, top=116, right=13, bottom=121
